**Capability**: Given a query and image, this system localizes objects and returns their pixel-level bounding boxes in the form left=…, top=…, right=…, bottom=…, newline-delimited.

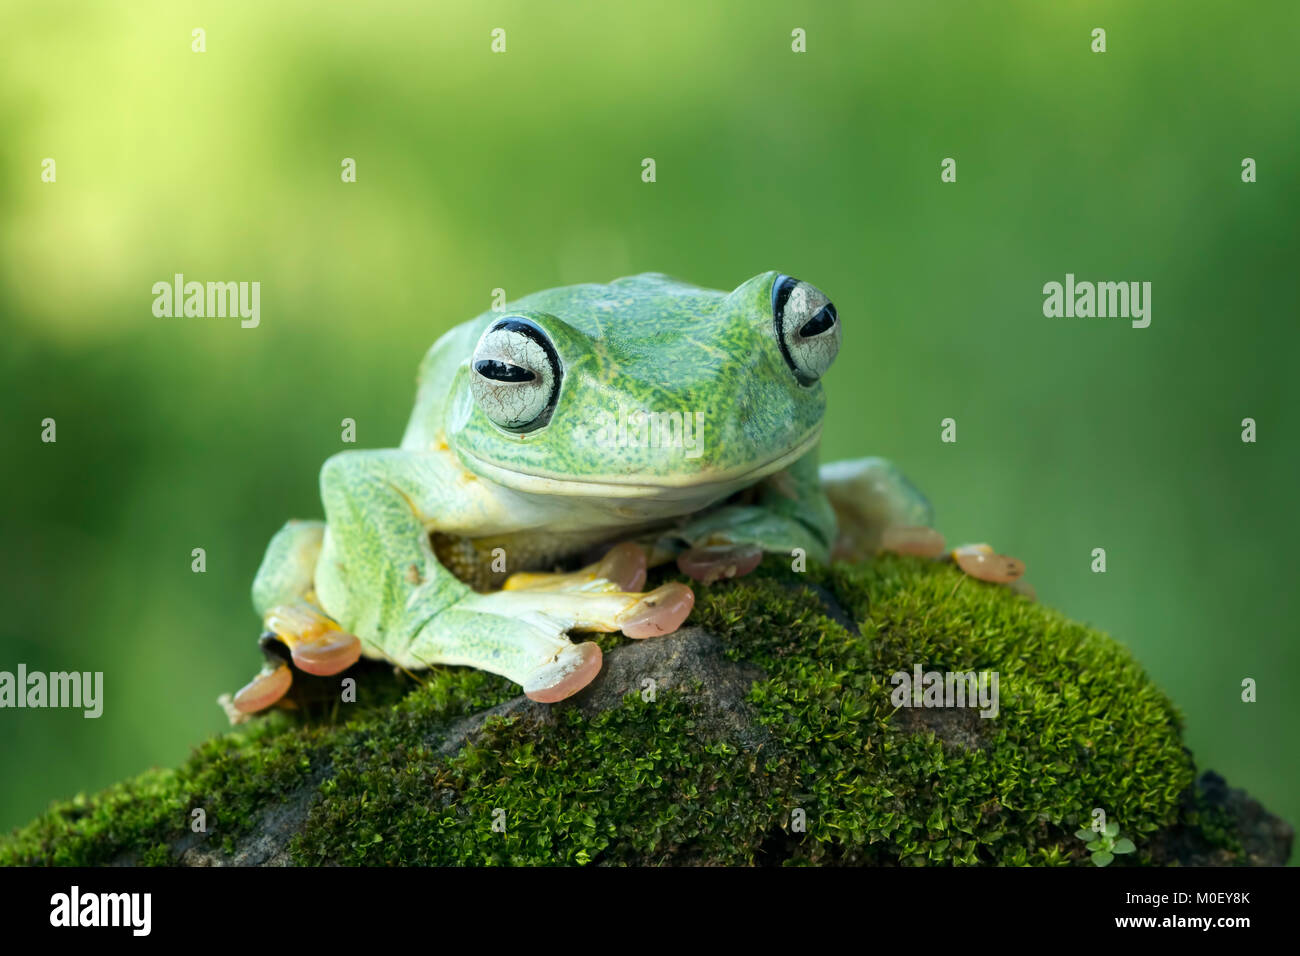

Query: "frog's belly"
left=432, top=524, right=669, bottom=592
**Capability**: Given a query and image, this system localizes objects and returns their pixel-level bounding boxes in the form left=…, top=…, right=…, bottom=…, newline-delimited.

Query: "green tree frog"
left=223, top=272, right=1022, bottom=719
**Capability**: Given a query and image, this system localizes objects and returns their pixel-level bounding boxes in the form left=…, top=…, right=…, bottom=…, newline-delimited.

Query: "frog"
left=221, top=271, right=1022, bottom=720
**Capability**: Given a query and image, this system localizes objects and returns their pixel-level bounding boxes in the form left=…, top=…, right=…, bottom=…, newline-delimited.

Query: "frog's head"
left=446, top=271, right=840, bottom=513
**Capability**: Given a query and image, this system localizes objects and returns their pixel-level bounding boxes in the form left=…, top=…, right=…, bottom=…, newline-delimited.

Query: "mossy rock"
left=1, top=555, right=1291, bottom=866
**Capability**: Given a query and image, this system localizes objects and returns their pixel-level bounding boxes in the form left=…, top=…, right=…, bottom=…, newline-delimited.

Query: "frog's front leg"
left=231, top=450, right=695, bottom=715
left=252, top=521, right=365, bottom=675
left=314, top=450, right=693, bottom=692
left=221, top=519, right=368, bottom=720
left=222, top=450, right=473, bottom=719
left=659, top=449, right=838, bottom=583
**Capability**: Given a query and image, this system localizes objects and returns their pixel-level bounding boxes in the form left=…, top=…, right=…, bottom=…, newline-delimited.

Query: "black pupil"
left=799, top=303, right=837, bottom=337
left=475, top=359, right=535, bottom=383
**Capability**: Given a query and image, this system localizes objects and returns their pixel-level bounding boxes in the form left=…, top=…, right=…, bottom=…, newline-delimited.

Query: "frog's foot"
left=427, top=579, right=695, bottom=705
left=621, top=583, right=695, bottom=637
left=676, top=543, right=765, bottom=584
left=515, top=583, right=694, bottom=702
left=226, top=659, right=294, bottom=719
left=521, top=641, right=605, bottom=704
left=222, top=600, right=365, bottom=721
left=877, top=529, right=1032, bottom=594
left=486, top=582, right=696, bottom=641
left=262, top=599, right=364, bottom=676
left=503, top=542, right=648, bottom=593
left=949, top=543, right=1027, bottom=585
left=499, top=540, right=692, bottom=636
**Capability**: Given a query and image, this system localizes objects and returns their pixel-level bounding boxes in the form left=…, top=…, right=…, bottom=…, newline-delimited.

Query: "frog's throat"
left=457, top=426, right=822, bottom=501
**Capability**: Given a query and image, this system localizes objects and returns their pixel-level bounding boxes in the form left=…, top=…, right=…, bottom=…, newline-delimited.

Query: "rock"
left=1, top=556, right=1291, bottom=867
left=1144, top=771, right=1293, bottom=867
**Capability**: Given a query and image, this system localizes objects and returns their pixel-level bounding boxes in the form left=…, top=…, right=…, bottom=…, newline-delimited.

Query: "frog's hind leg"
left=221, top=519, right=363, bottom=721
left=821, top=457, right=1030, bottom=588
left=411, top=575, right=694, bottom=703
left=819, top=457, right=941, bottom=560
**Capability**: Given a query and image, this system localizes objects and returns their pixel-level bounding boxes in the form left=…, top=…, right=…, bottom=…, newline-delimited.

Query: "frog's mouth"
left=457, top=425, right=822, bottom=501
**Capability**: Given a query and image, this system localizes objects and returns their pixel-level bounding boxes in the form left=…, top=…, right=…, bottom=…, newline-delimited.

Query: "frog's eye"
left=771, top=274, right=841, bottom=386
left=469, top=318, right=562, bottom=432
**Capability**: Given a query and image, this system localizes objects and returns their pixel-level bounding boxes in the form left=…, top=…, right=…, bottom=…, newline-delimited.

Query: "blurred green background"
left=2, top=1, right=1297, bottom=848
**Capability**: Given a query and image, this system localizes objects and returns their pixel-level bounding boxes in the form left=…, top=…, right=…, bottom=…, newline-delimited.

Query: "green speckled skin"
left=250, top=272, right=932, bottom=694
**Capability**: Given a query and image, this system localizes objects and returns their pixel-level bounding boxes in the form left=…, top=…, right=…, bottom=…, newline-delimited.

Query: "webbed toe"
left=523, top=641, right=603, bottom=703
left=676, top=543, right=764, bottom=584
left=617, top=582, right=695, bottom=638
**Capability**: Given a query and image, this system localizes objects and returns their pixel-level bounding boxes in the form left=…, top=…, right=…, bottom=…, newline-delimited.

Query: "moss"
left=0, top=555, right=1248, bottom=866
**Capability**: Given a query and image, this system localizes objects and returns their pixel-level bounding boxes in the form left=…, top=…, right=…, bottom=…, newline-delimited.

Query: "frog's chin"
left=457, top=426, right=822, bottom=505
